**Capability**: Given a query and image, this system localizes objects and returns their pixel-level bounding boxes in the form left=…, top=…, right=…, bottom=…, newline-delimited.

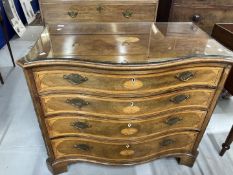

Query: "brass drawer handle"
left=71, top=121, right=91, bottom=130
left=165, top=117, right=183, bottom=126
left=122, top=9, right=133, bottom=18
left=160, top=139, right=175, bottom=147
left=170, top=94, right=190, bottom=104
left=192, top=14, right=201, bottom=23
left=63, top=74, right=88, bottom=85
left=176, top=71, right=195, bottom=82
left=67, top=10, right=78, bottom=18
left=97, top=5, right=104, bottom=13
left=74, top=144, right=91, bottom=151
left=68, top=10, right=78, bottom=18
left=66, top=98, right=89, bottom=108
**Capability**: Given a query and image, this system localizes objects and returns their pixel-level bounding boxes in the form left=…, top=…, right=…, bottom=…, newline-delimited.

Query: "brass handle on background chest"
left=66, top=98, right=89, bottom=108
left=170, top=94, right=190, bottom=104
left=160, top=139, right=175, bottom=147
left=68, top=10, right=78, bottom=18
left=71, top=121, right=91, bottom=130
left=63, top=74, right=88, bottom=85
left=97, top=5, right=104, bottom=13
left=122, top=10, right=133, bottom=18
left=165, top=117, right=183, bottom=126
left=74, top=144, right=92, bottom=151
left=176, top=71, right=195, bottom=82
left=192, top=14, right=201, bottom=23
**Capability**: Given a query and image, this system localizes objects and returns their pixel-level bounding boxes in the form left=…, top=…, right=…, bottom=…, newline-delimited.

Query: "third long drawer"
left=45, top=110, right=206, bottom=140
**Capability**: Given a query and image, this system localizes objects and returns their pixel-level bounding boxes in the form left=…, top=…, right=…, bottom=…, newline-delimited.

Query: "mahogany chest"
left=169, top=0, right=233, bottom=34
left=17, top=22, right=233, bottom=174
left=39, top=0, right=159, bottom=24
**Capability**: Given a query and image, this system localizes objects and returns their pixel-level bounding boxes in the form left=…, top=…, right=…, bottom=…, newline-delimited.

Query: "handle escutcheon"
left=122, top=9, right=133, bottom=18
left=63, top=74, right=88, bottom=85
left=68, top=10, right=78, bottom=18
left=165, top=117, right=183, bottom=126
left=74, top=144, right=92, bottom=151
left=66, top=98, right=89, bottom=108
left=170, top=94, right=190, bottom=104
left=71, top=121, right=91, bottom=130
left=176, top=71, right=195, bottom=82
left=160, top=139, right=175, bottom=147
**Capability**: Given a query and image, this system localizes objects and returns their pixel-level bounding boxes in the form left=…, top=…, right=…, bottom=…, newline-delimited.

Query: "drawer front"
left=51, top=132, right=197, bottom=161
left=174, top=0, right=233, bottom=6
left=40, top=89, right=214, bottom=118
left=171, top=5, right=233, bottom=34
left=46, top=110, right=206, bottom=139
left=41, top=3, right=157, bottom=23
left=34, top=67, right=222, bottom=96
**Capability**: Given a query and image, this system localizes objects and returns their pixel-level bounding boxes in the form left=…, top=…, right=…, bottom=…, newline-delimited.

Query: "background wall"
left=0, top=0, right=39, bottom=49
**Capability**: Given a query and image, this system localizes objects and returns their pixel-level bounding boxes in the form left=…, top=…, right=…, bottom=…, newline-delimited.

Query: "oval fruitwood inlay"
left=123, top=79, right=143, bottom=90
left=123, top=106, right=140, bottom=114
left=120, top=149, right=135, bottom=156
left=121, top=128, right=139, bottom=136
left=116, top=37, right=140, bottom=43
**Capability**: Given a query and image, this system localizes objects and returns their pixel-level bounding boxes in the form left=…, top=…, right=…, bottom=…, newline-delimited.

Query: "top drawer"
left=40, top=2, right=158, bottom=23
left=34, top=67, right=223, bottom=97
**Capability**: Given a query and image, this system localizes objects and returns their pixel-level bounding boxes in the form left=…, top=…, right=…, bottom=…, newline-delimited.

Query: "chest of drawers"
left=17, top=22, right=233, bottom=174
left=39, top=0, right=158, bottom=24
left=169, top=0, right=233, bottom=34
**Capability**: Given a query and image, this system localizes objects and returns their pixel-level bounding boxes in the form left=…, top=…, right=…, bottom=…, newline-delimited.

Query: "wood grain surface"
left=40, top=89, right=214, bottom=118
left=34, top=67, right=222, bottom=96
left=45, top=110, right=206, bottom=139
left=51, top=131, right=198, bottom=161
left=41, top=3, right=157, bottom=23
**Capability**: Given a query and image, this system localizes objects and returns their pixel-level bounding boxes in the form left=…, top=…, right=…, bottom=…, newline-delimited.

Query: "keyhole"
left=131, top=102, right=134, bottom=106
left=132, top=78, right=136, bottom=83
left=72, top=42, right=79, bottom=47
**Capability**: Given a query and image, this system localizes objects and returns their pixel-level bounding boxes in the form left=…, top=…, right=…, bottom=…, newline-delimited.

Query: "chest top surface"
left=18, top=22, right=233, bottom=67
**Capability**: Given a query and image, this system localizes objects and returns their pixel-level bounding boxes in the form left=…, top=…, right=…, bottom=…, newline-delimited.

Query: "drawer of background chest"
left=40, top=3, right=157, bottom=23
left=51, top=132, right=197, bottom=161
left=45, top=110, right=206, bottom=139
left=34, top=67, right=222, bottom=96
left=40, top=89, right=214, bottom=118
left=173, top=0, right=233, bottom=6
left=170, top=5, right=233, bottom=34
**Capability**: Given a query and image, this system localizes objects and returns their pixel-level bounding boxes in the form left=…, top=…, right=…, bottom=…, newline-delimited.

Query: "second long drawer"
left=40, top=89, right=214, bottom=118
left=45, top=110, right=206, bottom=139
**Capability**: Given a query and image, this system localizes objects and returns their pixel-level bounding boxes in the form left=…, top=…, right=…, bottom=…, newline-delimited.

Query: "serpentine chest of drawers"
left=17, top=22, right=233, bottom=174
left=169, top=0, right=233, bottom=34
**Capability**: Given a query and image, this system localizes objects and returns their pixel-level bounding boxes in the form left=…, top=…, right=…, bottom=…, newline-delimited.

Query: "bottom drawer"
left=51, top=132, right=197, bottom=162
